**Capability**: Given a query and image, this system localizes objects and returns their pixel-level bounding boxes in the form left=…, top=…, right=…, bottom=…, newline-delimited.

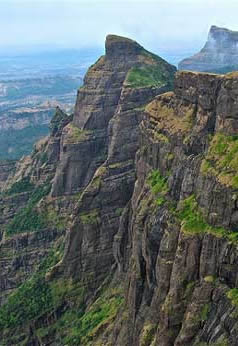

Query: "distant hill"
left=179, top=26, right=238, bottom=73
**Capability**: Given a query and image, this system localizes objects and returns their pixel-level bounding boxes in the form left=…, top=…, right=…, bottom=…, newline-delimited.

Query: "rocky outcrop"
left=179, top=25, right=238, bottom=73
left=50, top=35, right=176, bottom=292
left=51, top=34, right=175, bottom=197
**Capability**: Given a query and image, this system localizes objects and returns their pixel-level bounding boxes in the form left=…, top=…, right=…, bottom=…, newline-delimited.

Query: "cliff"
left=179, top=25, right=238, bottom=73
left=1, top=35, right=238, bottom=346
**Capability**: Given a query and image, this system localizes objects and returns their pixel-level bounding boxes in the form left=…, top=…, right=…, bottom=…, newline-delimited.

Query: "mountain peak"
left=105, top=34, right=143, bottom=58
left=179, top=25, right=238, bottom=73
left=208, top=25, right=238, bottom=43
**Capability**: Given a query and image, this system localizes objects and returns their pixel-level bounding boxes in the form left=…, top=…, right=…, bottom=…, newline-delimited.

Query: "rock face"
left=51, top=34, right=175, bottom=198
left=179, top=25, right=238, bottom=73
left=0, top=160, right=15, bottom=192
left=110, top=71, right=238, bottom=346
left=2, top=35, right=238, bottom=346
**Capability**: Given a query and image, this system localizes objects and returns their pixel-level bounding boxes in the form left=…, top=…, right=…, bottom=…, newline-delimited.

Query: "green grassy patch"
left=178, top=195, right=208, bottom=234
left=6, top=183, right=51, bottom=236
left=66, top=123, right=92, bottom=143
left=147, top=170, right=169, bottom=207
left=200, top=303, right=211, bottom=322
left=0, top=245, right=63, bottom=329
left=227, top=288, right=238, bottom=306
left=178, top=195, right=238, bottom=242
left=62, top=287, right=124, bottom=346
left=200, top=133, right=238, bottom=188
left=126, top=65, right=166, bottom=88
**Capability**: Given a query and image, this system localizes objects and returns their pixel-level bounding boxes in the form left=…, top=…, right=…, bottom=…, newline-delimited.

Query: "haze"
left=1, top=0, right=238, bottom=56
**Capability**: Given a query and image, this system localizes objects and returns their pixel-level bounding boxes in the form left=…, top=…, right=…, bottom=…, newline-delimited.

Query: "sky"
left=1, top=0, right=238, bottom=55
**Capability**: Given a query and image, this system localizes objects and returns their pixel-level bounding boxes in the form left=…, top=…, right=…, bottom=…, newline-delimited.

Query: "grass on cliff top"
left=200, top=133, right=238, bottom=189
left=126, top=48, right=175, bottom=89
left=126, top=65, right=166, bottom=88
left=178, top=195, right=238, bottom=243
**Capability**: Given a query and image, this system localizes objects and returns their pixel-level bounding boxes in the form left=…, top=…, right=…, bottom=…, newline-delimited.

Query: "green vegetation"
left=66, top=123, right=92, bottom=143
left=178, top=195, right=238, bottom=243
left=178, top=195, right=208, bottom=234
left=200, top=133, right=238, bottom=188
left=6, top=183, right=51, bottom=236
left=140, top=324, right=157, bottom=346
left=45, top=206, right=68, bottom=231
left=62, top=287, right=124, bottom=346
left=227, top=288, right=238, bottom=306
left=5, top=176, right=34, bottom=195
left=147, top=170, right=169, bottom=206
left=200, top=303, right=211, bottom=322
left=0, top=276, right=52, bottom=329
left=80, top=210, right=99, bottom=225
left=126, top=65, right=167, bottom=88
left=0, top=245, right=63, bottom=329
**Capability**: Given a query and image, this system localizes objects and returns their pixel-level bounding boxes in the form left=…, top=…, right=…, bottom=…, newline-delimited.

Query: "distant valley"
left=0, top=48, right=101, bottom=160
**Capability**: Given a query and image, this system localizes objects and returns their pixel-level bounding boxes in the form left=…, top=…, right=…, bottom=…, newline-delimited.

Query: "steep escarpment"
left=2, top=33, right=238, bottom=346
left=0, top=36, right=176, bottom=345
left=110, top=71, right=238, bottom=346
left=179, top=25, right=238, bottom=73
